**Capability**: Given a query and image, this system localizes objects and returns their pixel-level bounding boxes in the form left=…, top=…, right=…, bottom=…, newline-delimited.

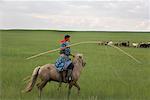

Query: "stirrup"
left=68, top=77, right=72, bottom=81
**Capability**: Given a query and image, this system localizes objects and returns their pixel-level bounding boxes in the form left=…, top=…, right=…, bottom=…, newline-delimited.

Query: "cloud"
left=0, top=0, right=149, bottom=31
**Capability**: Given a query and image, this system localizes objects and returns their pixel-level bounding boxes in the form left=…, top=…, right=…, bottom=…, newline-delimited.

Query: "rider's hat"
left=64, top=34, right=70, bottom=39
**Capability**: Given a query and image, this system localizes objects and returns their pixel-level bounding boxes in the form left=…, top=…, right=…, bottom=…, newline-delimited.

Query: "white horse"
left=132, top=43, right=139, bottom=48
left=22, top=53, right=86, bottom=98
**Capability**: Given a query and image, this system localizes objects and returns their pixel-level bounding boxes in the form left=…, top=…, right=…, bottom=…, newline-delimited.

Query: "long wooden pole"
left=26, top=41, right=101, bottom=60
left=108, top=44, right=141, bottom=63
left=26, top=48, right=60, bottom=60
left=26, top=41, right=141, bottom=64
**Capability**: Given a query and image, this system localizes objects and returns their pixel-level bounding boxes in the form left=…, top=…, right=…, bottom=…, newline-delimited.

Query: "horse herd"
left=98, top=41, right=150, bottom=48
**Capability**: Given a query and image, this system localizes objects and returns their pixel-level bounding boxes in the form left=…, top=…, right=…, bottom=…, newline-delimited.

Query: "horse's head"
left=74, top=53, right=86, bottom=67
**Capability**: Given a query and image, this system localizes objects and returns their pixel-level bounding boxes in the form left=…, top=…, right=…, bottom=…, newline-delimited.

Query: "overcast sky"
left=0, top=0, right=150, bottom=31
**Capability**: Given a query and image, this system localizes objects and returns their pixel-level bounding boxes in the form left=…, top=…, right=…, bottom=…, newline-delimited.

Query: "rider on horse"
left=55, top=34, right=74, bottom=83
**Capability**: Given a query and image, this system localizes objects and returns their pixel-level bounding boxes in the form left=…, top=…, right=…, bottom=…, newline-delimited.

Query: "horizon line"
left=0, top=28, right=150, bottom=32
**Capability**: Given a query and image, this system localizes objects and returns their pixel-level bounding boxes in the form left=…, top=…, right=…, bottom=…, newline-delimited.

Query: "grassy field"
left=0, top=30, right=150, bottom=100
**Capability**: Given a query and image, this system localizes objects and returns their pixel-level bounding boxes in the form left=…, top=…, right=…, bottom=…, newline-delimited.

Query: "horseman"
left=55, top=34, right=74, bottom=83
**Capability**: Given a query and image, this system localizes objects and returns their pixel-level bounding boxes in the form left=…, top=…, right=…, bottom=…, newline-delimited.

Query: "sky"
left=0, top=0, right=150, bottom=31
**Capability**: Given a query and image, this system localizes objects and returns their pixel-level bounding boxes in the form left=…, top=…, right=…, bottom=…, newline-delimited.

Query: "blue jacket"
left=55, top=41, right=72, bottom=71
left=60, top=41, right=71, bottom=56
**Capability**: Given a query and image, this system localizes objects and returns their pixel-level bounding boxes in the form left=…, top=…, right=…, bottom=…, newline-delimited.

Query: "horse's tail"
left=22, top=66, right=40, bottom=93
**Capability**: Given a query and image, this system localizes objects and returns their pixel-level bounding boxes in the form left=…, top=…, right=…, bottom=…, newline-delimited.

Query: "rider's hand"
left=70, top=54, right=75, bottom=57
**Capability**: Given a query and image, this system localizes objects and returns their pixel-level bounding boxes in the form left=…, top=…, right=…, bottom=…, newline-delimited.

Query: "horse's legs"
left=57, top=71, right=64, bottom=90
left=37, top=80, right=48, bottom=98
left=57, top=83, right=62, bottom=91
left=36, top=81, right=41, bottom=88
left=67, top=83, right=73, bottom=99
left=73, top=82, right=80, bottom=95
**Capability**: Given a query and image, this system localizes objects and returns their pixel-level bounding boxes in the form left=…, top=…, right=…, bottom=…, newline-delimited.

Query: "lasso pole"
left=26, top=41, right=101, bottom=60
left=26, top=41, right=141, bottom=64
left=108, top=44, right=141, bottom=64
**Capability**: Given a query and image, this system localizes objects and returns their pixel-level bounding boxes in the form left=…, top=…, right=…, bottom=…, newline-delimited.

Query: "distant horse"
left=132, top=43, right=139, bottom=48
left=139, top=43, right=149, bottom=48
left=107, top=41, right=113, bottom=45
left=22, top=53, right=86, bottom=98
left=119, top=41, right=130, bottom=47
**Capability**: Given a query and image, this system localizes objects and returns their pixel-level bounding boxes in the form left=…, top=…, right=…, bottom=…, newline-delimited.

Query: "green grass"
left=0, top=30, right=150, bottom=100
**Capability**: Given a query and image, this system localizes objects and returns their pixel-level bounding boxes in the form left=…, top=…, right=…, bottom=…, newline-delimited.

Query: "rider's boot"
left=67, top=69, right=73, bottom=82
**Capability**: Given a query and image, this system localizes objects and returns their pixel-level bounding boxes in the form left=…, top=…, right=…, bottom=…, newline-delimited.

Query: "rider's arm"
left=70, top=54, right=75, bottom=57
left=60, top=42, right=70, bottom=50
left=60, top=43, right=66, bottom=50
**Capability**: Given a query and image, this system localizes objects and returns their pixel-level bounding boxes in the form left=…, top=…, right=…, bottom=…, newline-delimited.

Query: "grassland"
left=0, top=30, right=150, bottom=100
